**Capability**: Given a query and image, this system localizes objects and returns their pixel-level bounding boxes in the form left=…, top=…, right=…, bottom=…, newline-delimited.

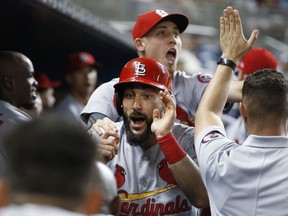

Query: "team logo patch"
left=135, top=62, right=146, bottom=76
left=201, top=131, right=224, bottom=144
left=155, top=9, right=168, bottom=17
left=115, top=164, right=126, bottom=188
left=197, top=74, right=212, bottom=83
left=79, top=53, right=90, bottom=62
left=158, top=159, right=177, bottom=186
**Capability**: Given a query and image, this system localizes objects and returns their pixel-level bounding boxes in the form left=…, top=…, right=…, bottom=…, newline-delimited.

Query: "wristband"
left=157, top=133, right=187, bottom=164
left=217, top=57, right=236, bottom=71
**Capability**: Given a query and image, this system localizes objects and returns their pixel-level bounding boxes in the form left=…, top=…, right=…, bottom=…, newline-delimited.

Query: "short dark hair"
left=243, top=69, right=288, bottom=120
left=2, top=114, right=98, bottom=202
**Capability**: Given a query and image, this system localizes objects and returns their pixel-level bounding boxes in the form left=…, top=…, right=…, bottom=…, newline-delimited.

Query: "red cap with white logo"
left=132, top=9, right=189, bottom=40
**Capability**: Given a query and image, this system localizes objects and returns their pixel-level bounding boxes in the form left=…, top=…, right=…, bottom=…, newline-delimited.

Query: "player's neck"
left=140, top=135, right=157, bottom=150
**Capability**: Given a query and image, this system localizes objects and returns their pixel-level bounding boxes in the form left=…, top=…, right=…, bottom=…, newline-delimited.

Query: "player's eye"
left=123, top=92, right=134, bottom=99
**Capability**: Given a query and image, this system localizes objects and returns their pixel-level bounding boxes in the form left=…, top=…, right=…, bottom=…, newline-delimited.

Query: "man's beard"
left=124, top=111, right=153, bottom=146
left=21, top=101, right=35, bottom=110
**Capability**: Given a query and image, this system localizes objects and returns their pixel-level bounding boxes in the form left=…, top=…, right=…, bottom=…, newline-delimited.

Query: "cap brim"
left=38, top=81, right=61, bottom=89
left=50, top=81, right=61, bottom=88
left=161, top=13, right=189, bottom=33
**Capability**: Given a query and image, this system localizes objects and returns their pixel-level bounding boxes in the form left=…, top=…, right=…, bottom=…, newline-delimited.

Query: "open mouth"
left=129, top=113, right=147, bottom=131
left=131, top=116, right=145, bottom=126
left=166, top=48, right=176, bottom=65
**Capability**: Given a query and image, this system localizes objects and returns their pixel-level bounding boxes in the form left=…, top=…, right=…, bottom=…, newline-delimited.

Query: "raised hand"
left=151, top=90, right=176, bottom=138
left=220, top=6, right=258, bottom=62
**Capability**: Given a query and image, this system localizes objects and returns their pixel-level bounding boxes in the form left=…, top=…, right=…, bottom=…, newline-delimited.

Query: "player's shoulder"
left=172, top=122, right=194, bottom=138
left=96, top=77, right=119, bottom=90
left=102, top=77, right=119, bottom=86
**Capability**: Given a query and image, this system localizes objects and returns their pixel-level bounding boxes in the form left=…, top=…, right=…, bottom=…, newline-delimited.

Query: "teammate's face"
left=67, top=66, right=97, bottom=98
left=14, top=56, right=38, bottom=109
left=122, top=85, right=162, bottom=146
left=137, top=21, right=182, bottom=75
left=40, top=88, right=56, bottom=109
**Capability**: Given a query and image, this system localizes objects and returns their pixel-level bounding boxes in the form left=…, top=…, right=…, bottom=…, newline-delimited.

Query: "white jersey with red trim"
left=106, top=121, right=200, bottom=216
left=81, top=71, right=211, bottom=126
left=195, top=125, right=288, bottom=215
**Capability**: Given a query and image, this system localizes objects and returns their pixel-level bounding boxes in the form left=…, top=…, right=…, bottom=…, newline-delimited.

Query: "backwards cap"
left=132, top=9, right=189, bottom=40
left=114, top=57, right=171, bottom=93
left=237, top=48, right=278, bottom=75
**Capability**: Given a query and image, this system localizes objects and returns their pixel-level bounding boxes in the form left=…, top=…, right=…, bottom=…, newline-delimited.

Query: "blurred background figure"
left=0, top=51, right=38, bottom=176
left=55, top=51, right=99, bottom=128
left=96, top=161, right=120, bottom=216
left=35, top=71, right=61, bottom=114
left=226, top=47, right=278, bottom=144
left=236, top=47, right=278, bottom=82
left=0, top=115, right=103, bottom=215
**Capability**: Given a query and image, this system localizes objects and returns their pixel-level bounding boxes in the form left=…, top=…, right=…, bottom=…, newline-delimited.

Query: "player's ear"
left=115, top=92, right=123, bottom=116
left=135, top=38, right=145, bottom=51
left=1, top=76, right=14, bottom=92
left=239, top=102, right=247, bottom=124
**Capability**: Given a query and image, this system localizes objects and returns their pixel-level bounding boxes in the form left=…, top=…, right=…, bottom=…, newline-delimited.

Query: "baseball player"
left=97, top=57, right=209, bottom=216
left=194, top=6, right=288, bottom=216
left=55, top=51, right=99, bottom=128
left=0, top=51, right=38, bottom=176
left=81, top=8, right=243, bottom=130
left=35, top=71, right=60, bottom=112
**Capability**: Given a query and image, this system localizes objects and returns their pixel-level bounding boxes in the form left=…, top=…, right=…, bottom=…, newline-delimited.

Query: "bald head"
left=0, top=51, right=34, bottom=77
left=0, top=51, right=37, bottom=109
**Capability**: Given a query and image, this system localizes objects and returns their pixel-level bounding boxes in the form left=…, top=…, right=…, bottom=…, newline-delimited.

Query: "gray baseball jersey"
left=195, top=125, right=288, bottom=215
left=0, top=100, right=32, bottom=176
left=55, top=94, right=86, bottom=128
left=0, top=204, right=88, bottom=216
left=81, top=71, right=211, bottom=126
left=106, top=121, right=201, bottom=216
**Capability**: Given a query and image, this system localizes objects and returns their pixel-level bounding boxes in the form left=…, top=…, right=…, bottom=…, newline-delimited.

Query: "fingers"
left=152, top=109, right=160, bottom=122
left=220, top=6, right=258, bottom=61
left=220, top=16, right=225, bottom=37
left=222, top=7, right=236, bottom=35
left=97, top=130, right=120, bottom=163
left=247, top=30, right=259, bottom=48
left=159, top=90, right=175, bottom=109
left=100, top=129, right=120, bottom=143
left=234, top=9, right=242, bottom=34
left=91, top=117, right=117, bottom=135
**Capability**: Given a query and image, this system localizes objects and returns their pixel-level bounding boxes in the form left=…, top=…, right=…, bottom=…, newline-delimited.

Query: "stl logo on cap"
left=135, top=62, right=146, bottom=76
left=79, top=53, right=90, bottom=63
left=155, top=9, right=168, bottom=17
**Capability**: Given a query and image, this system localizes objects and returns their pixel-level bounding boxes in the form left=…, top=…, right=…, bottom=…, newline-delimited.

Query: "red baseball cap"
left=66, top=51, right=100, bottom=74
left=237, top=48, right=278, bottom=75
left=35, top=72, right=61, bottom=89
left=132, top=9, right=189, bottom=40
